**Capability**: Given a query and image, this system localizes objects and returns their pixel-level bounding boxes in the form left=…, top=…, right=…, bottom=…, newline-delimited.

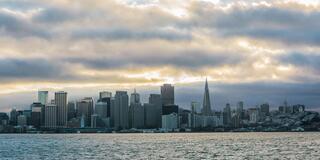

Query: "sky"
left=0, top=0, right=320, bottom=112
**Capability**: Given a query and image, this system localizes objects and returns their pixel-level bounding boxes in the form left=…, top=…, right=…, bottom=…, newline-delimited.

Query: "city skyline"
left=0, top=0, right=320, bottom=111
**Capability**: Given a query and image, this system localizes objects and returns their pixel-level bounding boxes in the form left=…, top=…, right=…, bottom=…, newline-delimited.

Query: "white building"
left=162, top=113, right=178, bottom=130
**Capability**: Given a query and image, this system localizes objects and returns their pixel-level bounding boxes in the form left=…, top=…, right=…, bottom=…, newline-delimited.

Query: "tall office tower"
left=76, top=97, right=94, bottom=127
left=67, top=102, right=76, bottom=121
left=260, top=103, right=270, bottom=120
left=114, top=91, right=129, bottom=129
left=0, top=113, right=9, bottom=125
left=202, top=78, right=212, bottom=116
left=38, top=91, right=48, bottom=105
left=129, top=89, right=144, bottom=128
left=44, top=103, right=57, bottom=128
left=161, top=84, right=174, bottom=106
left=223, top=103, right=232, bottom=126
left=149, top=94, right=162, bottom=128
left=17, top=115, right=27, bottom=126
left=98, top=91, right=112, bottom=117
left=144, top=103, right=158, bottom=128
left=191, top=102, right=201, bottom=114
left=30, top=102, right=43, bottom=129
left=110, top=97, right=116, bottom=127
left=91, top=114, right=98, bottom=128
left=129, top=103, right=145, bottom=129
left=236, top=101, right=244, bottom=119
left=99, top=91, right=112, bottom=100
left=55, top=91, right=68, bottom=127
left=130, top=89, right=140, bottom=105
left=10, top=109, right=18, bottom=126
left=95, top=101, right=108, bottom=118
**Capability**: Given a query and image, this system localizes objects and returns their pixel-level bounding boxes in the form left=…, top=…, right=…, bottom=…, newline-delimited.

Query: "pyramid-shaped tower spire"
left=202, top=78, right=212, bottom=115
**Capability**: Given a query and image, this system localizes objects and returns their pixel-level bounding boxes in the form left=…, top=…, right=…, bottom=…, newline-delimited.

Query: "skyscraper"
left=38, top=91, right=48, bottom=105
left=31, top=102, right=43, bottom=129
left=129, top=89, right=144, bottom=128
left=202, top=78, right=212, bottom=116
left=130, top=89, right=140, bottom=104
left=114, top=91, right=129, bottom=129
left=149, top=94, right=162, bottom=128
left=44, top=103, right=57, bottom=128
left=98, top=91, right=112, bottom=117
left=161, top=84, right=174, bottom=106
left=76, top=97, right=94, bottom=127
left=55, top=91, right=68, bottom=127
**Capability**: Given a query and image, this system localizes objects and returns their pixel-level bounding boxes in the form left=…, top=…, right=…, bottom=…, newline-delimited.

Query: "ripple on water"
left=0, top=133, right=320, bottom=159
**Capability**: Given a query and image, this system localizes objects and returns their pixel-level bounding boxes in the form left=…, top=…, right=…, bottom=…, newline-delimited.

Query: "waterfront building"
left=202, top=78, right=212, bottom=116
left=91, top=114, right=98, bottom=128
left=191, top=102, right=201, bottom=114
left=10, top=109, right=19, bottom=126
left=236, top=101, right=244, bottom=119
left=67, top=102, right=76, bottom=121
left=144, top=103, right=158, bottom=128
left=223, top=103, right=232, bottom=126
left=98, top=91, right=112, bottom=117
left=248, top=108, right=260, bottom=123
left=17, top=115, right=27, bottom=126
left=162, top=113, right=178, bottom=130
left=149, top=94, right=162, bottom=128
left=114, top=91, right=129, bottom=129
left=161, top=84, right=174, bottom=106
left=162, top=104, right=179, bottom=115
left=38, top=91, right=48, bottom=105
left=44, top=103, right=57, bottom=128
left=76, top=97, right=94, bottom=127
left=95, top=101, right=108, bottom=118
left=31, top=102, right=43, bottom=129
left=55, top=91, right=68, bottom=127
left=129, top=103, right=145, bottom=129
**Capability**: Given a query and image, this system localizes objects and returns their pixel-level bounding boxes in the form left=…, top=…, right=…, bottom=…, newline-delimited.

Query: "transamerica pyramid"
left=202, top=78, right=212, bottom=116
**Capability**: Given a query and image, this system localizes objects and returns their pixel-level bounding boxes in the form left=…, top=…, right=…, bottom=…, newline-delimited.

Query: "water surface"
left=0, top=133, right=319, bottom=159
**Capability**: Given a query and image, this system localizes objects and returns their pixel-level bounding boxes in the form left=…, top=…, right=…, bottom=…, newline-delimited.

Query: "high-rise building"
left=0, top=113, right=9, bottom=125
left=95, top=101, right=108, bottom=118
left=161, top=84, right=174, bottom=106
left=148, top=94, right=162, bottom=128
left=130, top=89, right=140, bottom=105
left=236, top=101, right=244, bottom=119
left=10, top=109, right=19, bottom=126
left=91, top=114, right=98, bottom=128
left=202, top=78, right=212, bottom=116
left=162, top=104, right=179, bottom=115
left=17, top=115, right=27, bottom=126
left=76, top=97, right=94, bottom=127
left=44, top=103, right=57, bottom=128
left=98, top=91, right=112, bottom=117
left=260, top=103, right=270, bottom=120
left=144, top=103, right=158, bottom=128
left=223, top=103, right=232, bottom=126
left=191, top=102, right=201, bottom=114
left=114, top=91, right=129, bottom=129
left=55, top=91, right=68, bottom=127
left=99, top=91, right=112, bottom=100
left=67, top=102, right=76, bottom=121
left=162, top=113, right=178, bottom=130
left=129, top=103, right=145, bottom=129
left=38, top=91, right=48, bottom=105
left=31, top=102, right=43, bottom=129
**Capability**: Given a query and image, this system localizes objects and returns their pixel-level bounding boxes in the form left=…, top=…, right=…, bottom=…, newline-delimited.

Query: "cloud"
left=0, top=10, right=50, bottom=38
left=187, top=1, right=320, bottom=45
left=0, top=58, right=67, bottom=81
left=0, top=0, right=319, bottom=109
